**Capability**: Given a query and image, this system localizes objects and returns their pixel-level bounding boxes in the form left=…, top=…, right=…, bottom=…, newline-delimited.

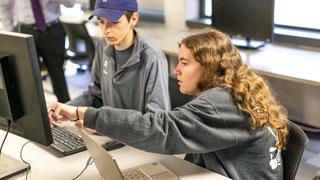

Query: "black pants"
left=18, top=22, right=70, bottom=102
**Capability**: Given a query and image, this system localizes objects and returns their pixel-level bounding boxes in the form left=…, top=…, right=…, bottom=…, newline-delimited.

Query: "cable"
left=20, top=141, right=31, bottom=180
left=72, top=156, right=93, bottom=180
left=0, top=119, right=11, bottom=155
left=88, top=157, right=94, bottom=165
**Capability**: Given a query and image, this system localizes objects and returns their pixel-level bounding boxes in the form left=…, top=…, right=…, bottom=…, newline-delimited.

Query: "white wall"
left=137, top=0, right=200, bottom=30
left=163, top=0, right=186, bottom=30
left=138, top=0, right=164, bottom=11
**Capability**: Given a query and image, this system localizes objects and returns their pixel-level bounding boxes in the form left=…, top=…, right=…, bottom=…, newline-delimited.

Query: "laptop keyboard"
left=51, top=126, right=87, bottom=156
left=123, top=169, right=151, bottom=180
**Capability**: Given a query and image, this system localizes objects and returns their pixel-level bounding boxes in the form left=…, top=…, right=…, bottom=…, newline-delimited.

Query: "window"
left=203, top=0, right=320, bottom=30
left=274, top=0, right=320, bottom=31
left=200, top=0, right=320, bottom=47
left=202, top=0, right=212, bottom=17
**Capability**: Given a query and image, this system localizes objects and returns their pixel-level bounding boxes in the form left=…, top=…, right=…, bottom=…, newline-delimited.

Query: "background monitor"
left=0, top=31, right=53, bottom=178
left=211, top=0, right=275, bottom=49
left=89, top=0, right=96, bottom=10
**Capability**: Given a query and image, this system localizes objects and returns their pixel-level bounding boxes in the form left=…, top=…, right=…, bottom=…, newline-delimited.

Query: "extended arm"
left=50, top=79, right=248, bottom=156
left=83, top=96, right=241, bottom=155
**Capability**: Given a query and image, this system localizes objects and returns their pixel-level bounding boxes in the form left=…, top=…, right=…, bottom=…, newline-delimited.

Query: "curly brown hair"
left=181, top=29, right=289, bottom=149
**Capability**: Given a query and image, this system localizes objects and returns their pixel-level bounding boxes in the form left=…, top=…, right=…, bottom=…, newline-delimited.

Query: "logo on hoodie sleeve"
left=269, top=146, right=281, bottom=169
left=268, top=126, right=282, bottom=170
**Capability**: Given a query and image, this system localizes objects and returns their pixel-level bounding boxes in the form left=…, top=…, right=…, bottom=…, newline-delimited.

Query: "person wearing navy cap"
left=48, top=0, right=171, bottom=150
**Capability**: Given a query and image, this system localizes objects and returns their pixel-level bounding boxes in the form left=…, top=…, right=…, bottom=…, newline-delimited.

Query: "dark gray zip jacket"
left=68, top=31, right=170, bottom=113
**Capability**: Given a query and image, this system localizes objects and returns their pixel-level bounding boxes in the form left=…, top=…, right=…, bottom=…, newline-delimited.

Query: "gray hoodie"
left=84, top=87, right=283, bottom=180
left=68, top=31, right=170, bottom=113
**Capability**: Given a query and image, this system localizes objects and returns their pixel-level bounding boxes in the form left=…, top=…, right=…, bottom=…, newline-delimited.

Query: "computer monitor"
left=89, top=0, right=96, bottom=10
left=211, top=0, right=275, bottom=49
left=0, top=31, right=53, bottom=178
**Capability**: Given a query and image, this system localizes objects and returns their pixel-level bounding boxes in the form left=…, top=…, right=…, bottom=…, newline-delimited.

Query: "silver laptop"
left=78, top=129, right=180, bottom=180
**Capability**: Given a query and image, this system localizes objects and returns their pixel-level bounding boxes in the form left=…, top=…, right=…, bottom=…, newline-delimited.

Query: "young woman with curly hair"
left=49, top=29, right=289, bottom=180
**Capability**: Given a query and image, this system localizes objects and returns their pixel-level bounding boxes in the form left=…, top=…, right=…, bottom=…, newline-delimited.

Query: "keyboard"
left=123, top=169, right=151, bottom=180
left=51, top=126, right=87, bottom=156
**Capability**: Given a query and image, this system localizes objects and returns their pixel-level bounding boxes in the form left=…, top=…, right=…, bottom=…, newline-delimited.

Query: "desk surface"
left=134, top=22, right=320, bottom=83
left=0, top=125, right=229, bottom=180
left=71, top=18, right=320, bottom=83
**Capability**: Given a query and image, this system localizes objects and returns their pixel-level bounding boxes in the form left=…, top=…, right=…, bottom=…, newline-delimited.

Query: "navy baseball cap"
left=89, top=0, right=138, bottom=21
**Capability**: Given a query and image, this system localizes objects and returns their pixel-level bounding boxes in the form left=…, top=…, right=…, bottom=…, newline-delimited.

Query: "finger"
left=50, top=120, right=60, bottom=126
left=52, top=112, right=63, bottom=121
left=50, top=105, right=64, bottom=121
left=47, top=102, right=57, bottom=114
left=49, top=119, right=60, bottom=128
left=48, top=108, right=55, bottom=114
left=48, top=110, right=59, bottom=123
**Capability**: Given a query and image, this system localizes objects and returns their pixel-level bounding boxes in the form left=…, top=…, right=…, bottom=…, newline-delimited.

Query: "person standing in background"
left=0, top=0, right=75, bottom=103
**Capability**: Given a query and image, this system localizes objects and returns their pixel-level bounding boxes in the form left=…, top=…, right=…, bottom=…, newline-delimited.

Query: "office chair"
left=61, top=20, right=95, bottom=73
left=168, top=76, right=193, bottom=110
left=282, top=120, right=309, bottom=180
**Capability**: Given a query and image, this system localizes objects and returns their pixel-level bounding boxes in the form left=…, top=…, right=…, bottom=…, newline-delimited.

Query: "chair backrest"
left=61, top=20, right=95, bottom=68
left=168, top=76, right=193, bottom=110
left=282, top=121, right=308, bottom=180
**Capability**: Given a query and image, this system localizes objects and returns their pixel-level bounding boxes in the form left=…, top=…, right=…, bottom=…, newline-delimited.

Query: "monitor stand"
left=231, top=37, right=266, bottom=49
left=0, top=153, right=30, bottom=179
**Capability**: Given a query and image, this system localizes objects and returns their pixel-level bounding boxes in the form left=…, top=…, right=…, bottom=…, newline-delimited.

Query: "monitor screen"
left=0, top=31, right=52, bottom=146
left=212, top=0, right=275, bottom=48
left=0, top=31, right=53, bottom=178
